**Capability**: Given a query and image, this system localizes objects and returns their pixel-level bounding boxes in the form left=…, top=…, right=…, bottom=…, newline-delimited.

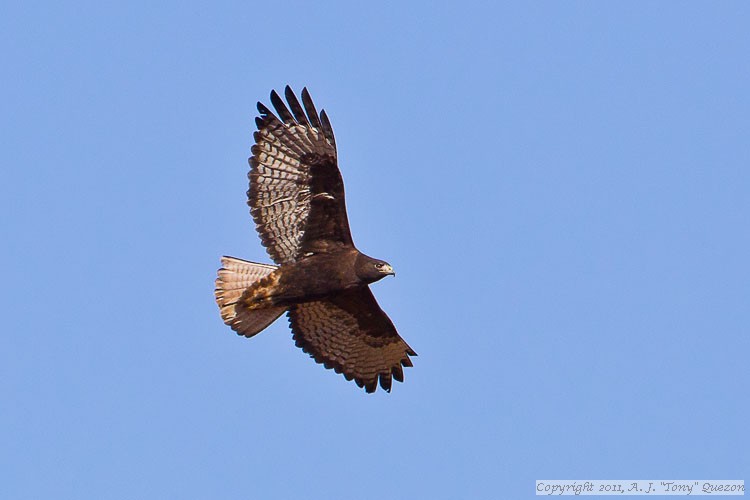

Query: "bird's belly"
left=242, top=264, right=355, bottom=309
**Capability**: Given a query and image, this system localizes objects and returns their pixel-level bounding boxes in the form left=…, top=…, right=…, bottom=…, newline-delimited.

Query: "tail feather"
left=215, top=256, right=286, bottom=338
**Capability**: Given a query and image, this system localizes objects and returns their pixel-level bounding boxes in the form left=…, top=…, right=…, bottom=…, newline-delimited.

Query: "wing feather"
left=287, top=288, right=416, bottom=393
left=301, top=88, right=323, bottom=130
left=249, top=87, right=351, bottom=264
left=270, top=89, right=295, bottom=123
left=319, top=110, right=336, bottom=149
left=284, top=85, right=309, bottom=125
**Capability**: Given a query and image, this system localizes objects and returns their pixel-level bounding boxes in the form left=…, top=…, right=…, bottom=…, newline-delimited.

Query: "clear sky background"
left=2, top=2, right=748, bottom=499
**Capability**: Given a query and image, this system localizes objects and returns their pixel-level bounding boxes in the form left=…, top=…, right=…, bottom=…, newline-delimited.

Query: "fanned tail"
left=215, top=256, right=286, bottom=337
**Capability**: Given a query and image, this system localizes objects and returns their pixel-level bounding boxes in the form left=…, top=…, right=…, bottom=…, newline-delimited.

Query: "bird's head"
left=355, top=254, right=395, bottom=283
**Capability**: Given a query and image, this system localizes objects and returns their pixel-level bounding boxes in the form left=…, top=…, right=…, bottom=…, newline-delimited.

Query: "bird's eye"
left=375, top=263, right=383, bottom=269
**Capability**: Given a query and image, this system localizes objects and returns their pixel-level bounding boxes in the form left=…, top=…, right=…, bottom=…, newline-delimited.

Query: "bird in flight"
left=215, top=86, right=416, bottom=393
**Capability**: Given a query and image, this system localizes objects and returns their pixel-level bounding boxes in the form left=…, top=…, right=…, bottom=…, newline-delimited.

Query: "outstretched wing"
left=288, top=287, right=417, bottom=393
left=248, top=86, right=354, bottom=265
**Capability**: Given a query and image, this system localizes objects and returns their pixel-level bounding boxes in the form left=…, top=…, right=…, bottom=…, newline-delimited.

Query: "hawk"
left=215, top=86, right=416, bottom=393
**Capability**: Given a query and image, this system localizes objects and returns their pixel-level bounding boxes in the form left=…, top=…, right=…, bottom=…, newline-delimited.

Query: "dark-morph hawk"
left=215, top=86, right=416, bottom=393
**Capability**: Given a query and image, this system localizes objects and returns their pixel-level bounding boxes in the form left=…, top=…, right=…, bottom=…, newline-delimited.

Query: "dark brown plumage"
left=215, top=86, right=415, bottom=393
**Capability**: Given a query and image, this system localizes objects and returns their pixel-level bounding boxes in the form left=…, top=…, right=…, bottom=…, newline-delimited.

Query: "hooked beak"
left=382, top=264, right=395, bottom=276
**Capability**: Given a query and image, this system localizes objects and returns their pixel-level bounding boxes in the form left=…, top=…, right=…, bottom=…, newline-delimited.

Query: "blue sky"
left=2, top=2, right=748, bottom=498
